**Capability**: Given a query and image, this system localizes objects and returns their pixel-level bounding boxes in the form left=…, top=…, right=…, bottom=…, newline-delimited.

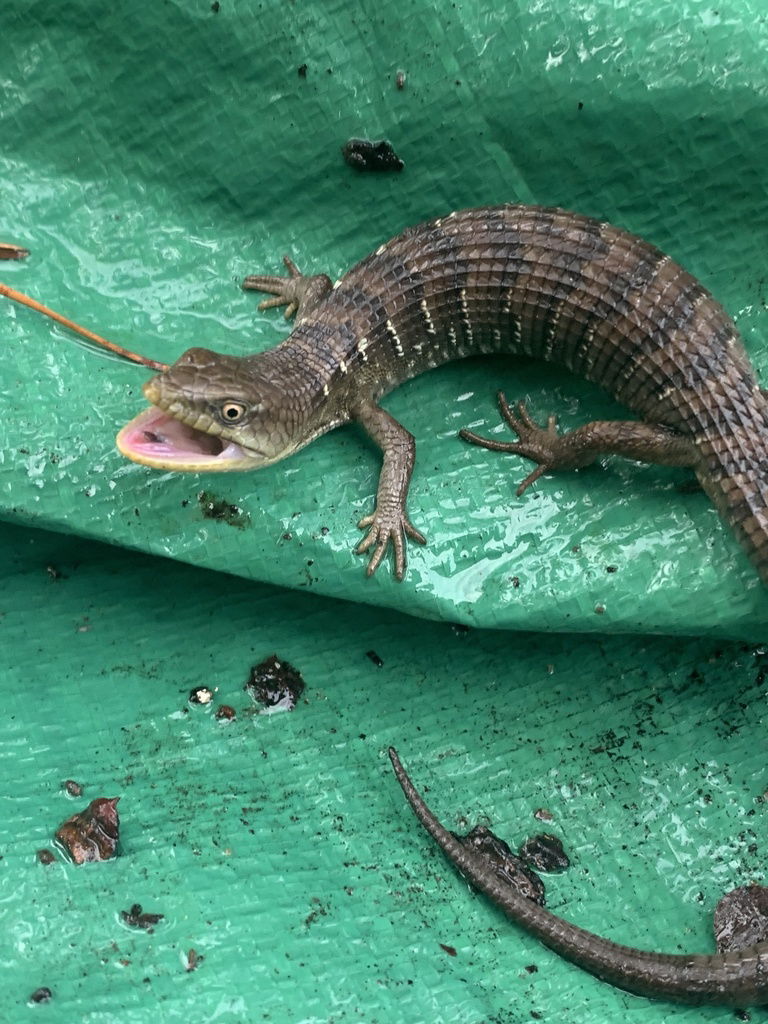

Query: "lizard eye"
left=220, top=401, right=248, bottom=423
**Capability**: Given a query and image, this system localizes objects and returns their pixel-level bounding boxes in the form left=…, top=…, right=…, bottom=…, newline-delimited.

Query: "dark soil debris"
left=29, top=987, right=52, bottom=1004
left=519, top=834, right=570, bottom=873
left=36, top=849, right=55, bottom=865
left=197, top=491, right=250, bottom=529
left=245, top=654, right=305, bottom=712
left=215, top=704, right=236, bottom=721
left=121, top=903, right=165, bottom=933
left=304, top=897, right=329, bottom=927
left=55, top=797, right=120, bottom=864
left=63, top=779, right=83, bottom=797
left=341, top=138, right=404, bottom=172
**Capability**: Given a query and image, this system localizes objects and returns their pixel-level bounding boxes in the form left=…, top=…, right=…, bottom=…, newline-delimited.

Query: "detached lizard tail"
left=388, top=748, right=768, bottom=1006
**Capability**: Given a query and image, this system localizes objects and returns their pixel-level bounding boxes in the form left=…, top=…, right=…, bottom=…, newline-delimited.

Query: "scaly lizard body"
left=117, top=204, right=768, bottom=581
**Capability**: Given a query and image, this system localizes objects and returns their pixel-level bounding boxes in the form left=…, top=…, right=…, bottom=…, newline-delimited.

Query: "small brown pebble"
left=36, top=849, right=55, bottom=865
left=365, top=650, right=384, bottom=667
left=395, top=69, right=406, bottom=89
left=55, top=797, right=120, bottom=864
left=594, top=604, right=605, bottom=615
left=0, top=243, right=30, bottom=260
left=29, top=988, right=52, bottom=1003
left=121, top=903, right=164, bottom=932
left=439, top=943, right=457, bottom=956
left=524, top=963, right=538, bottom=973
left=533, top=808, right=554, bottom=822
left=189, top=686, right=214, bottom=705
left=215, top=705, right=236, bottom=721
left=63, top=779, right=83, bottom=797
left=186, top=948, right=203, bottom=972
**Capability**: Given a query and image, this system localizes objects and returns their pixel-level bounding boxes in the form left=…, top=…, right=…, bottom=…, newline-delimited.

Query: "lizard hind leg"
left=459, top=391, right=698, bottom=497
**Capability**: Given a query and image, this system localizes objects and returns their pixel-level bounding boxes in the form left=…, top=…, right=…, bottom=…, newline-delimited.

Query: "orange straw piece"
left=0, top=281, right=169, bottom=372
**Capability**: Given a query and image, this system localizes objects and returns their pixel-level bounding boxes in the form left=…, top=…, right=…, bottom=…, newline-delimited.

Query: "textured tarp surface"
left=2, top=1, right=768, bottom=635
left=2, top=520, right=767, bottom=1024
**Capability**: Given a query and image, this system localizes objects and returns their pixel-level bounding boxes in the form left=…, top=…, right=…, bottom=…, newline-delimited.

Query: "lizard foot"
left=459, top=393, right=566, bottom=496
left=356, top=509, right=427, bottom=580
left=243, top=256, right=332, bottom=320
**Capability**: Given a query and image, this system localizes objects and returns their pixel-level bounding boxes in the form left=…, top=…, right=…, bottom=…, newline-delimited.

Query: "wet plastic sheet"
left=2, top=520, right=767, bottom=1024
left=2, top=3, right=768, bottom=635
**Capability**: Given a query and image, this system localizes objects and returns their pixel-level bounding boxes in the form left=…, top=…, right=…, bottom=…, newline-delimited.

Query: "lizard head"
left=116, top=347, right=304, bottom=471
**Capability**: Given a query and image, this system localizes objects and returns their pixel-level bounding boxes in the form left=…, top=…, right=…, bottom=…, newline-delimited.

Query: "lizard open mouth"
left=116, top=405, right=262, bottom=471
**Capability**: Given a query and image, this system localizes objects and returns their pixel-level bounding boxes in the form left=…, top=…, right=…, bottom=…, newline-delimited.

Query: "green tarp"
left=2, top=2, right=768, bottom=1021
left=3, top=521, right=766, bottom=1023
left=2, top=0, right=768, bottom=634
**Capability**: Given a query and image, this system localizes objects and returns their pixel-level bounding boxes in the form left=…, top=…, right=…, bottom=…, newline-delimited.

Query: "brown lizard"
left=117, top=204, right=768, bottom=582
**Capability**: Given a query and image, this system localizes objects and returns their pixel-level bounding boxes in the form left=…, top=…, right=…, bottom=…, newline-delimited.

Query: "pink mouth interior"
left=117, top=406, right=250, bottom=466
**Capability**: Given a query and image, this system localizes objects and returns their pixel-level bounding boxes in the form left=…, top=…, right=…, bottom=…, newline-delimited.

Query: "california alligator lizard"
left=388, top=748, right=768, bottom=1005
left=116, top=204, right=768, bottom=582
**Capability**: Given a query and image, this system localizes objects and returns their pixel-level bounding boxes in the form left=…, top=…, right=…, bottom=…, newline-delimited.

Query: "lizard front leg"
left=461, top=391, right=697, bottom=495
left=351, top=399, right=426, bottom=580
left=243, top=255, right=332, bottom=320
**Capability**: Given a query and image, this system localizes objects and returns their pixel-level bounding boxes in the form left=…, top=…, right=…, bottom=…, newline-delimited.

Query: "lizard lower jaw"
left=116, top=405, right=263, bottom=471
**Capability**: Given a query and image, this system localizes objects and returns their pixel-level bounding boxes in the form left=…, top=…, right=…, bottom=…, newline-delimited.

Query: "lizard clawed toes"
left=243, top=256, right=332, bottom=322
left=356, top=511, right=427, bottom=580
left=460, top=393, right=564, bottom=496
left=243, top=256, right=306, bottom=319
